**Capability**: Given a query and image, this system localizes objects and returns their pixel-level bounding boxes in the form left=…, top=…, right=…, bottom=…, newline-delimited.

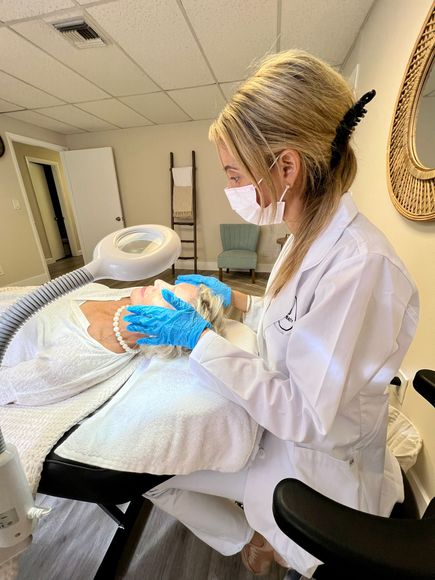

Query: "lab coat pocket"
left=291, top=444, right=360, bottom=509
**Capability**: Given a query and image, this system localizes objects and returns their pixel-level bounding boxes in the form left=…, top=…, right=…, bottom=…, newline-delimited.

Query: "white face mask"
left=224, top=184, right=288, bottom=225
left=224, top=157, right=289, bottom=225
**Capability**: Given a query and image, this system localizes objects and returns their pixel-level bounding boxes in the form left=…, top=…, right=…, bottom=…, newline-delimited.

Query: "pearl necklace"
left=112, top=305, right=137, bottom=354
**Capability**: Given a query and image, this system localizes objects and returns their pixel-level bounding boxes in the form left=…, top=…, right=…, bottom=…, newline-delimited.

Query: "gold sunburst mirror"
left=387, top=5, right=435, bottom=221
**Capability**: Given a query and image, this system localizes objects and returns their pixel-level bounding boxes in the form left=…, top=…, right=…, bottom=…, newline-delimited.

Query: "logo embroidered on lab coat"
left=275, top=297, right=297, bottom=334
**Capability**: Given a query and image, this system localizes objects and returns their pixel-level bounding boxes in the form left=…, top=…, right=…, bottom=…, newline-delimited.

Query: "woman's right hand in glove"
left=175, top=274, right=232, bottom=307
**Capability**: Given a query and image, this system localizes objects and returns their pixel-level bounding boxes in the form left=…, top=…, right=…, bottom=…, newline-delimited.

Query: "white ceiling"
left=0, top=0, right=375, bottom=134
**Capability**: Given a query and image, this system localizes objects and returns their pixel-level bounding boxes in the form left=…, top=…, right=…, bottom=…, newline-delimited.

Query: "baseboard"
left=406, top=468, right=431, bottom=516
left=8, top=273, right=49, bottom=287
left=174, top=260, right=273, bottom=273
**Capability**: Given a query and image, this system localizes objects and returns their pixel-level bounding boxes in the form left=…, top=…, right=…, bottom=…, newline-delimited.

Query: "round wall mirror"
left=414, top=56, right=435, bottom=169
left=387, top=6, right=435, bottom=221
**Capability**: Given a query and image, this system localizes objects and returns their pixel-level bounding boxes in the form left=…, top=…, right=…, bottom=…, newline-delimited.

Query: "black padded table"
left=38, top=421, right=173, bottom=579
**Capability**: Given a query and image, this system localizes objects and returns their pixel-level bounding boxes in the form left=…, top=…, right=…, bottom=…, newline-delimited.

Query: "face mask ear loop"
left=258, top=155, right=279, bottom=185
left=269, top=154, right=289, bottom=202
left=269, top=155, right=280, bottom=170
left=257, top=155, right=286, bottom=194
left=279, top=185, right=289, bottom=201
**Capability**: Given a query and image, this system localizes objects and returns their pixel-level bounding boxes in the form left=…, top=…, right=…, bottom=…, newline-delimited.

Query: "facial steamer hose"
left=0, top=267, right=95, bottom=453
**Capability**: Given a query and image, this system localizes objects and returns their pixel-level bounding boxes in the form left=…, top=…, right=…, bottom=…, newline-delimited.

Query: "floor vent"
left=53, top=20, right=107, bottom=48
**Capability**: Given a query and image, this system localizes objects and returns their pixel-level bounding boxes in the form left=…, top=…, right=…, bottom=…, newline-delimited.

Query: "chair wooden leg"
left=226, top=268, right=229, bottom=273
left=219, top=268, right=223, bottom=281
left=251, top=269, right=256, bottom=284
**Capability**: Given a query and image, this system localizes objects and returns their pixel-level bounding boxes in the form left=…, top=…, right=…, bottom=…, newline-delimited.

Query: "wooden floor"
left=48, top=255, right=267, bottom=298
left=19, top=258, right=284, bottom=580
left=18, top=494, right=286, bottom=580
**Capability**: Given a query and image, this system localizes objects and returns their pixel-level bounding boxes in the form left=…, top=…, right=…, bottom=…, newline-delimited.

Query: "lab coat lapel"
left=262, top=192, right=359, bottom=331
left=261, top=274, right=301, bottom=333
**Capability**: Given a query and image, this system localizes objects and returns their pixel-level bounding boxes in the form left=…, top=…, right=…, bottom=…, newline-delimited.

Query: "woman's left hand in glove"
left=124, top=288, right=212, bottom=350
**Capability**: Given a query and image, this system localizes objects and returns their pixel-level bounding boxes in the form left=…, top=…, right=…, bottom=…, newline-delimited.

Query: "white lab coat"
left=190, top=192, right=419, bottom=576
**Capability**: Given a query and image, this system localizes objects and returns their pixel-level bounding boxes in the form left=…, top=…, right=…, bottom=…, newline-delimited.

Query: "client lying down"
left=0, top=280, right=224, bottom=407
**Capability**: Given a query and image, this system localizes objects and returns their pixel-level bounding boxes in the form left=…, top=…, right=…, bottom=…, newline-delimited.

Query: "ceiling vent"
left=53, top=19, right=107, bottom=48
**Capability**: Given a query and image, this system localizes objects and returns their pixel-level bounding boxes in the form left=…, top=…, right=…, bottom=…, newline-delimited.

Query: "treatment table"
left=13, top=319, right=261, bottom=580
left=38, top=420, right=172, bottom=579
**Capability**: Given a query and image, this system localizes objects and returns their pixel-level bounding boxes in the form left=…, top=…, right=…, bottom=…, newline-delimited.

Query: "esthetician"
left=124, top=49, right=419, bottom=577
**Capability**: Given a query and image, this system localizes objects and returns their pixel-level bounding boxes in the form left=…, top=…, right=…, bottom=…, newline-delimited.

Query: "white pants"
left=144, top=468, right=255, bottom=556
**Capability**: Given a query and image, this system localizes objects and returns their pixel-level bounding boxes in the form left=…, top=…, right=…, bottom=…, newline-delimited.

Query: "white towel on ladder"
left=172, top=166, right=192, bottom=186
left=172, top=166, right=193, bottom=218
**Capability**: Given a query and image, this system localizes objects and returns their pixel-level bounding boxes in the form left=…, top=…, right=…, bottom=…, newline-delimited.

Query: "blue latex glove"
left=175, top=274, right=232, bottom=307
left=124, top=288, right=212, bottom=350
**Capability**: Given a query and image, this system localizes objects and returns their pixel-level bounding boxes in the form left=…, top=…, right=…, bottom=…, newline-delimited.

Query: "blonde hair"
left=139, top=284, right=225, bottom=359
left=209, top=49, right=357, bottom=297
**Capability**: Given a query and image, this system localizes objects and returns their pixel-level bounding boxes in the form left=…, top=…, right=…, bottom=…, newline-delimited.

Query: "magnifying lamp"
left=0, top=224, right=181, bottom=565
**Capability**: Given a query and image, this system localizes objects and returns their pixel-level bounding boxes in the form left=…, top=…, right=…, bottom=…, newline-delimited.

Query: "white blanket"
left=0, top=362, right=140, bottom=492
left=56, top=354, right=261, bottom=474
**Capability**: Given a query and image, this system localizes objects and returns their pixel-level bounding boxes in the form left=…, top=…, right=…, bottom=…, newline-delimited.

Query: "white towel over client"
left=56, top=350, right=261, bottom=474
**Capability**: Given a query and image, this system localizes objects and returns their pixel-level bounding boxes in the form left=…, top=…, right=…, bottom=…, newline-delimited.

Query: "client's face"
left=129, top=280, right=199, bottom=308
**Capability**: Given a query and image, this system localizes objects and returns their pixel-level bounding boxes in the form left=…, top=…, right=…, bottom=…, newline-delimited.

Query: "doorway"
left=14, top=144, right=83, bottom=278
left=27, top=161, right=72, bottom=262
left=6, top=132, right=123, bottom=285
left=6, top=132, right=83, bottom=285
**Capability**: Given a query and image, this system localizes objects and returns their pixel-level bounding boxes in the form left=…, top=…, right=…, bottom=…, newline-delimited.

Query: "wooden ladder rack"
left=170, top=151, right=198, bottom=275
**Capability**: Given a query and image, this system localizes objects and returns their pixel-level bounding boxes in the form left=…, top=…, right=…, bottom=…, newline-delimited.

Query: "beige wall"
left=65, top=120, right=288, bottom=270
left=12, top=142, right=81, bottom=261
left=342, top=0, right=435, bottom=505
left=0, top=116, right=67, bottom=285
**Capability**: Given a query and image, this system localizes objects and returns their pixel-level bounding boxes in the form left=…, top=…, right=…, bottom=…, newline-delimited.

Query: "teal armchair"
left=217, top=224, right=260, bottom=283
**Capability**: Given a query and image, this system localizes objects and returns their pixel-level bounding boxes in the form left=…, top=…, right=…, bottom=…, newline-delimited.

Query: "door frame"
left=25, top=155, right=80, bottom=259
left=5, top=132, right=68, bottom=281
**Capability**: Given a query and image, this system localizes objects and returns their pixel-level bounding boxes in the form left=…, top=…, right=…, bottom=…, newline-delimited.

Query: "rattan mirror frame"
left=387, top=6, right=435, bottom=221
